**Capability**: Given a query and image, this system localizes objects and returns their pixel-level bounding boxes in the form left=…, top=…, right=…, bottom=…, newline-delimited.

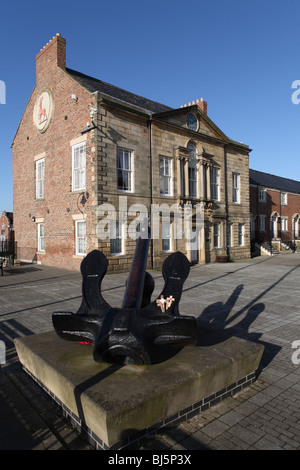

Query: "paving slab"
left=1, top=252, right=300, bottom=450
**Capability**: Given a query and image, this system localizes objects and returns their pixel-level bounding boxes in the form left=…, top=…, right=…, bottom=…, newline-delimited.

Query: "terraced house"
left=250, top=169, right=300, bottom=254
left=12, top=34, right=251, bottom=271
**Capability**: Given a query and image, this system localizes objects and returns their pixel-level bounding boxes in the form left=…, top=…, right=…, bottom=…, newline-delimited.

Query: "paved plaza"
left=1, top=252, right=300, bottom=450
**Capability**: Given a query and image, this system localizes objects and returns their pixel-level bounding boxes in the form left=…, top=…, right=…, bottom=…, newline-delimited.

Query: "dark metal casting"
left=52, top=232, right=198, bottom=365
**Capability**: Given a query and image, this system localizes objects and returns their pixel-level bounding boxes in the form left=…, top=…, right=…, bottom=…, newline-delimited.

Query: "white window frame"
left=110, top=220, right=124, bottom=256
left=162, top=221, right=172, bottom=252
left=259, top=188, right=266, bottom=202
left=281, top=217, right=288, bottom=232
left=117, top=147, right=133, bottom=192
left=232, top=173, right=240, bottom=203
left=75, top=220, right=86, bottom=256
left=281, top=192, right=287, bottom=205
left=159, top=156, right=172, bottom=196
left=211, top=167, right=220, bottom=201
left=38, top=222, right=45, bottom=252
left=36, top=158, right=45, bottom=199
left=259, top=215, right=266, bottom=232
left=294, top=216, right=299, bottom=238
left=238, top=223, right=244, bottom=246
left=72, top=142, right=86, bottom=192
left=213, top=223, right=220, bottom=248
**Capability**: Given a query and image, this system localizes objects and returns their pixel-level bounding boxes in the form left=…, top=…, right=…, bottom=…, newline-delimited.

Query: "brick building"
left=0, top=211, right=13, bottom=242
left=0, top=211, right=15, bottom=265
left=249, top=169, right=300, bottom=253
left=12, top=34, right=251, bottom=271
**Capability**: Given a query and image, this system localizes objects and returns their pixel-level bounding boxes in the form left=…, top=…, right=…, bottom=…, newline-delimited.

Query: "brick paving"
left=0, top=252, right=300, bottom=450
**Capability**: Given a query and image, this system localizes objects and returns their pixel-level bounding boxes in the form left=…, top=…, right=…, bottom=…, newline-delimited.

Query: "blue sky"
left=1, top=0, right=300, bottom=213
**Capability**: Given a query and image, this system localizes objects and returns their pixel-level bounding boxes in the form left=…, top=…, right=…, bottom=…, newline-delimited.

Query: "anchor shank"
left=121, top=229, right=150, bottom=309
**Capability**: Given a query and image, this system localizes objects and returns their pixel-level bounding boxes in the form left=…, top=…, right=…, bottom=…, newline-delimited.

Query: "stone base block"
left=15, top=330, right=264, bottom=449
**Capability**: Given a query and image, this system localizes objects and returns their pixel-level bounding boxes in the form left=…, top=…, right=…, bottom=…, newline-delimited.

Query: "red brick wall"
left=250, top=185, right=300, bottom=241
left=12, top=35, right=97, bottom=269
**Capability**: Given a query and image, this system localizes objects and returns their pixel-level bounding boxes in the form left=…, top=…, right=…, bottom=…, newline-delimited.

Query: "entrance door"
left=271, top=215, right=278, bottom=238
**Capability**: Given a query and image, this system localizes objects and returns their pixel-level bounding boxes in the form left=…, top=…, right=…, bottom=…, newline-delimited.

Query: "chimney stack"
left=36, top=34, right=66, bottom=79
left=197, top=97, right=207, bottom=114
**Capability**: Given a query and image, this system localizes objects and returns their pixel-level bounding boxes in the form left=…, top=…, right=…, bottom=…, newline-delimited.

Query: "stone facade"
left=12, top=35, right=251, bottom=272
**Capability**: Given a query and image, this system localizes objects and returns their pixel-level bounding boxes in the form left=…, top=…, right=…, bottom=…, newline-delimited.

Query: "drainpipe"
left=279, top=191, right=282, bottom=251
left=148, top=117, right=154, bottom=269
left=224, top=144, right=229, bottom=258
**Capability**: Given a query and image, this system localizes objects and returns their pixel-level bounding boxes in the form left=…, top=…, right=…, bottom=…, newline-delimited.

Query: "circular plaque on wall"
left=33, top=89, right=54, bottom=132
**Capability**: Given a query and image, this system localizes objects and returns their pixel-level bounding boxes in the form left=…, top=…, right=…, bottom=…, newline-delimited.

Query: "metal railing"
left=0, top=240, right=17, bottom=264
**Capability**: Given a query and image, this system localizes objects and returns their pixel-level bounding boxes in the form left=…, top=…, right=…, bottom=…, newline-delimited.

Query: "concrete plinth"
left=15, top=330, right=264, bottom=449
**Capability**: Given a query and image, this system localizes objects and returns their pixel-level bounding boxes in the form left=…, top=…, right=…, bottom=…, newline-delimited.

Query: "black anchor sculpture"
left=52, top=230, right=198, bottom=365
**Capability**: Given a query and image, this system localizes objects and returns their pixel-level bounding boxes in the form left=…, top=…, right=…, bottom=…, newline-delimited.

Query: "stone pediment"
left=152, top=103, right=231, bottom=143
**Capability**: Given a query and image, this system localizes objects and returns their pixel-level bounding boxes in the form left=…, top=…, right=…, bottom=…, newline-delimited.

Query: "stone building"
left=250, top=169, right=300, bottom=253
left=12, top=34, right=251, bottom=271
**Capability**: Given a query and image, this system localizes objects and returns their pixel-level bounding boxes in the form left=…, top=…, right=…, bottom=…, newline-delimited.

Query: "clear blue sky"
left=1, top=0, right=300, bottom=213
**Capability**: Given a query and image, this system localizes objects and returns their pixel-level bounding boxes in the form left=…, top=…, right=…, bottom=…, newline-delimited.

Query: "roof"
left=1, top=211, right=13, bottom=224
left=249, top=169, right=300, bottom=194
left=66, top=68, right=250, bottom=151
left=66, top=68, right=172, bottom=115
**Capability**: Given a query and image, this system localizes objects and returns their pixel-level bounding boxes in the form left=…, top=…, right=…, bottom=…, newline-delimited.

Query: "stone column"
left=184, top=157, right=190, bottom=198
left=198, top=161, right=205, bottom=199
left=176, top=157, right=182, bottom=196
left=206, top=164, right=211, bottom=200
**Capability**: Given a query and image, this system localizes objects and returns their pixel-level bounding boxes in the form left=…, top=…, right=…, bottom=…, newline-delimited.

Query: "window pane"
left=238, top=223, right=244, bottom=245
left=117, top=148, right=132, bottom=191
left=213, top=223, right=219, bottom=248
left=233, top=173, right=240, bottom=203
left=211, top=167, right=219, bottom=200
left=110, top=221, right=123, bottom=255
left=188, top=167, right=197, bottom=197
left=36, top=159, right=44, bottom=199
left=162, top=238, right=170, bottom=251
left=162, top=222, right=171, bottom=251
left=188, top=143, right=197, bottom=198
left=281, top=193, right=287, bottom=205
left=73, top=143, right=86, bottom=191
left=38, top=223, right=45, bottom=251
left=78, top=237, right=86, bottom=254
left=117, top=151, right=123, bottom=170
left=165, top=159, right=171, bottom=175
left=76, top=221, right=86, bottom=255
left=159, top=157, right=172, bottom=195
